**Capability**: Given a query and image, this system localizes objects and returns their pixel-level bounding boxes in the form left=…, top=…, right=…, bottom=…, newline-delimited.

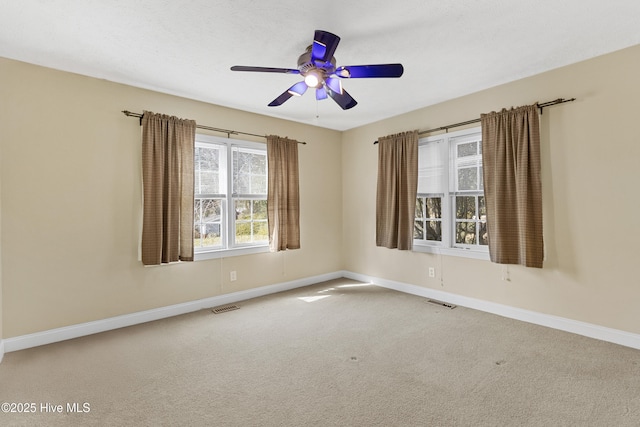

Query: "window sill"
left=194, top=245, right=270, bottom=261
left=412, top=243, right=490, bottom=261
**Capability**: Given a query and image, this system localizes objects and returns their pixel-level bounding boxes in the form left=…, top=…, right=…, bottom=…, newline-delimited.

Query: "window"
left=194, top=134, right=269, bottom=259
left=414, top=127, right=488, bottom=259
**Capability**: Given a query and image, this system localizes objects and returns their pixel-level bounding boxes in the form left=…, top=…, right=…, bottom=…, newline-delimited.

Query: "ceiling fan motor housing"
left=297, top=47, right=336, bottom=86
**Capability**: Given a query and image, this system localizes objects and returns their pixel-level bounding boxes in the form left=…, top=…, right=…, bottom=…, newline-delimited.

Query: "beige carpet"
left=1, top=278, right=640, bottom=426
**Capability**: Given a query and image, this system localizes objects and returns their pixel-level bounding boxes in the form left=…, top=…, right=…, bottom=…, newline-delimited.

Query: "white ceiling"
left=2, top=0, right=640, bottom=131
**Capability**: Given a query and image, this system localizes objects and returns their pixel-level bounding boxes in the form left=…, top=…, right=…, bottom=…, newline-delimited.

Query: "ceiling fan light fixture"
left=287, top=81, right=308, bottom=97
left=304, top=70, right=322, bottom=88
left=316, top=86, right=328, bottom=100
left=326, top=77, right=343, bottom=95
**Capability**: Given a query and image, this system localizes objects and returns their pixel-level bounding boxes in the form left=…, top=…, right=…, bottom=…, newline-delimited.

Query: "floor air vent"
left=212, top=304, right=240, bottom=314
left=427, top=299, right=457, bottom=309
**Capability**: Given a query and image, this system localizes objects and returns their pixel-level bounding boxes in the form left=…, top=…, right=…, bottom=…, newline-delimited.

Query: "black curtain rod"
left=373, top=98, right=576, bottom=144
left=121, top=110, right=307, bottom=145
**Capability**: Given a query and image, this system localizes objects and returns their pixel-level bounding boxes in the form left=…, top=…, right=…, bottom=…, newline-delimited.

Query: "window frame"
left=194, top=134, right=270, bottom=261
left=413, top=126, right=489, bottom=260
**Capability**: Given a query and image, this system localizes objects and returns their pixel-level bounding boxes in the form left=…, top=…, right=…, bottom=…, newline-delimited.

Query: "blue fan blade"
left=268, top=90, right=294, bottom=107
left=269, top=81, right=308, bottom=106
left=327, top=87, right=357, bottom=110
left=311, top=30, right=340, bottom=63
left=326, top=77, right=342, bottom=94
left=231, top=66, right=300, bottom=75
left=288, top=81, right=308, bottom=96
left=316, top=87, right=328, bottom=100
left=335, top=64, right=404, bottom=78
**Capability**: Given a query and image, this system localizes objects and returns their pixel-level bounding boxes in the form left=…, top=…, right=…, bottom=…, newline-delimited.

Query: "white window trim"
left=413, top=126, right=490, bottom=261
left=193, top=134, right=269, bottom=261
left=195, top=245, right=270, bottom=261
left=412, top=244, right=489, bottom=261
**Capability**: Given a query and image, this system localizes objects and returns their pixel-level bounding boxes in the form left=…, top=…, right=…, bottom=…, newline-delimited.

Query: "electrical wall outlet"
left=428, top=267, right=435, bottom=278
left=230, top=271, right=237, bottom=282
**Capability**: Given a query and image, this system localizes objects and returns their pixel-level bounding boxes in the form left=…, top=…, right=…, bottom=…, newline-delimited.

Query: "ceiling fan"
left=230, top=30, right=404, bottom=110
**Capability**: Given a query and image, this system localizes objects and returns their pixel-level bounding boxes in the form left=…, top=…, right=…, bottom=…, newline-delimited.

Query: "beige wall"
left=0, top=119, right=3, bottom=346
left=2, top=43, right=640, bottom=342
left=342, top=44, right=640, bottom=335
left=0, top=58, right=343, bottom=338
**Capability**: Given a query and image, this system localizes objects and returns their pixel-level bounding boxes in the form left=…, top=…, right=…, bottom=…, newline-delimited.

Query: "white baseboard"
left=4, top=270, right=640, bottom=356
left=342, top=271, right=640, bottom=350
left=3, top=271, right=343, bottom=354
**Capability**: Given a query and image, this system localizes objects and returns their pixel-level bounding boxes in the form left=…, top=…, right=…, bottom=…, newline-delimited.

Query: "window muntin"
left=234, top=199, right=268, bottom=244
left=453, top=135, right=483, bottom=192
left=194, top=135, right=268, bottom=254
left=415, top=196, right=442, bottom=242
left=194, top=143, right=227, bottom=250
left=455, top=195, right=488, bottom=246
left=232, top=145, right=268, bottom=246
left=451, top=133, right=487, bottom=249
left=414, top=127, right=488, bottom=255
left=194, top=198, right=224, bottom=249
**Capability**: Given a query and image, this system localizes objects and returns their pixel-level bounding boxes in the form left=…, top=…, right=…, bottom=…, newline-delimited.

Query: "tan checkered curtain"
left=376, top=130, right=419, bottom=250
left=267, top=135, right=300, bottom=252
left=141, top=111, right=196, bottom=265
left=481, top=104, right=543, bottom=268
